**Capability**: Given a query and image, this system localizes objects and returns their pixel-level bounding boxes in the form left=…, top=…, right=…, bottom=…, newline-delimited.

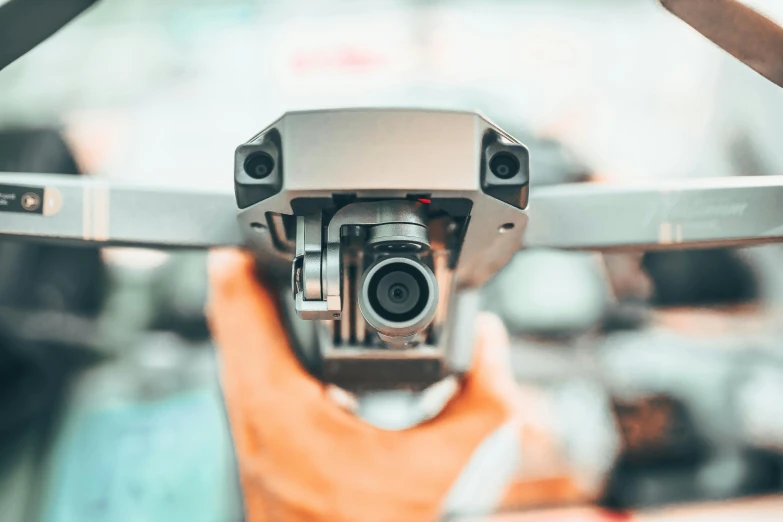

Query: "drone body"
left=4, top=106, right=783, bottom=396
left=234, top=109, right=530, bottom=391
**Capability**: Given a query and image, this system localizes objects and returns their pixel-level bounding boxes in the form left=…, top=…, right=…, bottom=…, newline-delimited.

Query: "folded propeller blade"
left=0, top=0, right=99, bottom=71
left=661, top=0, right=783, bottom=88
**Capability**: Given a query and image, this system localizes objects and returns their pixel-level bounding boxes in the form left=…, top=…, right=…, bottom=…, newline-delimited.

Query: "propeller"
left=0, top=0, right=99, bottom=71
left=660, top=0, right=783, bottom=88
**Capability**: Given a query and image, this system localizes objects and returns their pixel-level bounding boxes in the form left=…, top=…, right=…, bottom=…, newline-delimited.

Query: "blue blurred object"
left=40, top=336, right=242, bottom=522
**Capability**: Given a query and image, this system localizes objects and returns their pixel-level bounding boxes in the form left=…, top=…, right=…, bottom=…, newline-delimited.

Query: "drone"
left=1, top=0, right=782, bottom=395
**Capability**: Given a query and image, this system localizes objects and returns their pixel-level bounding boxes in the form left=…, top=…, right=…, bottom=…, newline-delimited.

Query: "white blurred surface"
left=4, top=0, right=782, bottom=190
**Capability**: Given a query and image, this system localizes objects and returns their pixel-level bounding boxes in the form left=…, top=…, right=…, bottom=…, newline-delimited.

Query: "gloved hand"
left=207, top=249, right=539, bottom=521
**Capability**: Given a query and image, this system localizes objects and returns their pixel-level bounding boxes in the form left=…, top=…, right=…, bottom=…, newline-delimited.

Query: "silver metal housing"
left=235, top=109, right=529, bottom=283
left=233, top=108, right=531, bottom=392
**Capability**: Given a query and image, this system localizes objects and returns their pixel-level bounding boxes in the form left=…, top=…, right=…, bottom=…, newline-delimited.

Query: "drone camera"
left=481, top=141, right=530, bottom=210
left=234, top=131, right=283, bottom=209
left=359, top=254, right=439, bottom=343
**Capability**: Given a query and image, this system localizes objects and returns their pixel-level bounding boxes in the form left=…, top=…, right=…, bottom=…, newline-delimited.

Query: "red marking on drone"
left=417, top=198, right=431, bottom=204
left=292, top=48, right=387, bottom=73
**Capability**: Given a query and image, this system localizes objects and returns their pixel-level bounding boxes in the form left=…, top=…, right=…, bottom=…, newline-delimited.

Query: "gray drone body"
left=233, top=109, right=531, bottom=391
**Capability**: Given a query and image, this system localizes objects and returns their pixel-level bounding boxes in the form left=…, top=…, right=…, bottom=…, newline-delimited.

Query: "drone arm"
left=660, top=0, right=783, bottom=88
left=0, top=172, right=243, bottom=249
left=525, top=176, right=783, bottom=251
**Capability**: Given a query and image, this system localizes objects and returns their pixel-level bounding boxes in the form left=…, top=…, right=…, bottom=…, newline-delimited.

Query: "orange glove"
left=206, top=249, right=524, bottom=521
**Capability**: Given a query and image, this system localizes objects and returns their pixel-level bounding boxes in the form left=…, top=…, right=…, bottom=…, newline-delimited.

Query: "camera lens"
left=489, top=151, right=520, bottom=179
left=244, top=152, right=275, bottom=179
left=376, top=270, right=421, bottom=318
left=368, top=263, right=427, bottom=322
left=359, top=257, right=438, bottom=339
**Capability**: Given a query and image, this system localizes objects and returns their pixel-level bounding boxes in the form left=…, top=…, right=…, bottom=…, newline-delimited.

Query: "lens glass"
left=375, top=242, right=422, bottom=253
left=244, top=152, right=275, bottom=179
left=376, top=271, right=420, bottom=316
left=489, top=151, right=520, bottom=179
left=367, top=262, right=429, bottom=322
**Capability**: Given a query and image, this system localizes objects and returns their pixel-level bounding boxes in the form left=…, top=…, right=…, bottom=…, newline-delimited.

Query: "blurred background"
left=2, top=0, right=783, bottom=520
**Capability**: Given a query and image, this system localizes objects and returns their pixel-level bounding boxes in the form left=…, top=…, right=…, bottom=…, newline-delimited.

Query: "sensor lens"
left=489, top=151, right=520, bottom=179
left=376, top=271, right=420, bottom=316
left=244, top=152, right=275, bottom=179
left=367, top=262, right=429, bottom=322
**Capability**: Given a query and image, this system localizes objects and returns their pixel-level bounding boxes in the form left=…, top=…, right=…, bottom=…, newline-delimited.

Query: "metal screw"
left=294, top=266, right=303, bottom=295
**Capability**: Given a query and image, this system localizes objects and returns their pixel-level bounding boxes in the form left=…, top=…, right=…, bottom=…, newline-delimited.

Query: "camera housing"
left=481, top=140, right=530, bottom=210
left=234, top=130, right=283, bottom=209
